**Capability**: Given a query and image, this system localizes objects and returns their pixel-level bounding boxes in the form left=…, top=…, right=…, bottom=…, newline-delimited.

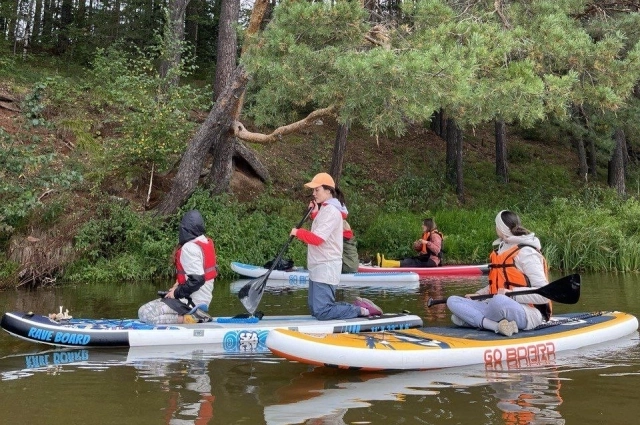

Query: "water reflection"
left=134, top=357, right=215, bottom=424
left=1, top=273, right=640, bottom=425
left=418, top=276, right=487, bottom=322
left=0, top=344, right=280, bottom=382
left=262, top=333, right=638, bottom=425
left=0, top=330, right=638, bottom=424
left=262, top=366, right=569, bottom=425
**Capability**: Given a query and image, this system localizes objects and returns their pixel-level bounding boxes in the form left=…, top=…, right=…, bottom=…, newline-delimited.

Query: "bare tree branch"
left=232, top=106, right=337, bottom=143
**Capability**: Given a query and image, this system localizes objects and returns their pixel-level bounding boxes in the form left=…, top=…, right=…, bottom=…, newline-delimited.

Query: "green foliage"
left=243, top=0, right=640, bottom=148
left=89, top=44, right=210, bottom=181
left=385, top=171, right=451, bottom=213
left=66, top=202, right=175, bottom=282
left=530, top=186, right=640, bottom=272
left=178, top=190, right=310, bottom=274
left=62, top=181, right=640, bottom=282
left=66, top=190, right=314, bottom=282
left=21, top=82, right=48, bottom=127
left=0, top=51, right=16, bottom=79
left=244, top=1, right=369, bottom=127
left=0, top=260, right=20, bottom=289
left=358, top=211, right=423, bottom=260
left=357, top=209, right=494, bottom=265
left=0, top=128, right=82, bottom=236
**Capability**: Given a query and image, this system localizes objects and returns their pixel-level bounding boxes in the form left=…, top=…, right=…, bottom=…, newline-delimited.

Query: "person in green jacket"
left=342, top=220, right=359, bottom=273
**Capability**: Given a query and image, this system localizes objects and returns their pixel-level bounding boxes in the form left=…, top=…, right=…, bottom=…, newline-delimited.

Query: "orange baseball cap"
left=304, top=172, right=335, bottom=189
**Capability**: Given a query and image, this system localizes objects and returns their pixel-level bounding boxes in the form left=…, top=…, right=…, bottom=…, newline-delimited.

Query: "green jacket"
left=342, top=236, right=359, bottom=273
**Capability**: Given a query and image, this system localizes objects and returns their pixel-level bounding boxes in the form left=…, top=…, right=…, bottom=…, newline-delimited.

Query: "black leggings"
left=400, top=257, right=438, bottom=268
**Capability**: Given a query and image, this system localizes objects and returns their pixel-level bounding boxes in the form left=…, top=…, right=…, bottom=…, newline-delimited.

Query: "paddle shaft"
left=427, top=274, right=581, bottom=307
left=260, top=206, right=313, bottom=284
left=237, top=206, right=313, bottom=313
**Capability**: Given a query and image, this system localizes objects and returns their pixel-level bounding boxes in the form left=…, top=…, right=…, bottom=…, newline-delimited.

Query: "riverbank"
left=2, top=58, right=640, bottom=288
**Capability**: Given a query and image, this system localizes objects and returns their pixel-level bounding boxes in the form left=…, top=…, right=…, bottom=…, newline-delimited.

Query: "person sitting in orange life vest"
left=138, top=210, right=217, bottom=324
left=446, top=210, right=551, bottom=337
left=377, top=218, right=443, bottom=268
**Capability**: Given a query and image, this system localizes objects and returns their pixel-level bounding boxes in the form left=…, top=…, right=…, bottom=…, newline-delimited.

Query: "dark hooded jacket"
left=178, top=210, right=206, bottom=246
left=164, top=210, right=212, bottom=310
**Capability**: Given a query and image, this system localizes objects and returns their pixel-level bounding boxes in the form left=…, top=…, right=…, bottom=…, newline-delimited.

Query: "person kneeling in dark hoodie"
left=138, top=210, right=217, bottom=324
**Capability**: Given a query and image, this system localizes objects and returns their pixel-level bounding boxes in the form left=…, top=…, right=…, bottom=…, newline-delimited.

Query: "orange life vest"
left=488, top=244, right=552, bottom=320
left=420, top=230, right=443, bottom=256
left=175, top=237, right=217, bottom=284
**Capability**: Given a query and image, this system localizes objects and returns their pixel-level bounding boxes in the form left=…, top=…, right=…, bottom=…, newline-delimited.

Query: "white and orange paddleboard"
left=266, top=311, right=638, bottom=371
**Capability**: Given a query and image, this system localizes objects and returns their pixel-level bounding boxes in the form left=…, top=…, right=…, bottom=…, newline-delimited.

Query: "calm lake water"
left=1, top=272, right=639, bottom=425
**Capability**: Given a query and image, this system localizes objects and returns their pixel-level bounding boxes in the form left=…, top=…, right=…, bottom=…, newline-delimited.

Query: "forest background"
left=2, top=0, right=640, bottom=289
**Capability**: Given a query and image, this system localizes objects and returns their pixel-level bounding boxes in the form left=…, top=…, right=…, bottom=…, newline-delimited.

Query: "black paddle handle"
left=264, top=206, right=313, bottom=276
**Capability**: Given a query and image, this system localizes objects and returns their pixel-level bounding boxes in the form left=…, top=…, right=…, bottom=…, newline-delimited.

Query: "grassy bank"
left=57, top=184, right=640, bottom=285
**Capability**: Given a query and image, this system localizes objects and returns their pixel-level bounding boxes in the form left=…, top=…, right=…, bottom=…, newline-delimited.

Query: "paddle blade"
left=539, top=273, right=581, bottom=304
left=238, top=275, right=269, bottom=315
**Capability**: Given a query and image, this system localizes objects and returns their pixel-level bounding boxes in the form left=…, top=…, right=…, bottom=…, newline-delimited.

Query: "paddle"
left=238, top=207, right=313, bottom=315
left=426, top=273, right=581, bottom=307
left=157, top=291, right=214, bottom=321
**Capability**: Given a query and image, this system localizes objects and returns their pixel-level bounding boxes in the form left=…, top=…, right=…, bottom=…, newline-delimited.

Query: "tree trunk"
left=430, top=108, right=447, bottom=139
left=430, top=110, right=440, bottom=136
left=185, top=0, right=200, bottom=57
left=21, top=0, right=35, bottom=56
left=153, top=66, right=249, bottom=216
left=159, top=0, right=189, bottom=88
left=445, top=117, right=457, bottom=185
left=75, top=0, right=85, bottom=30
left=8, top=0, right=18, bottom=50
left=587, top=137, right=597, bottom=178
left=454, top=124, right=464, bottom=202
left=41, top=0, right=52, bottom=43
left=56, top=0, right=72, bottom=54
left=32, top=0, right=42, bottom=46
left=574, top=104, right=598, bottom=179
left=207, top=0, right=270, bottom=195
left=213, top=0, right=239, bottom=100
left=438, top=109, right=447, bottom=140
left=112, top=0, right=121, bottom=39
left=206, top=0, right=241, bottom=195
left=575, top=136, right=588, bottom=182
left=329, top=123, right=349, bottom=187
left=494, top=119, right=508, bottom=183
left=234, top=141, right=270, bottom=182
left=207, top=134, right=236, bottom=196
left=608, top=128, right=626, bottom=197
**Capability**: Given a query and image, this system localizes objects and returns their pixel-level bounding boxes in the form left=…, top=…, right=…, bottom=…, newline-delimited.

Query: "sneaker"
left=497, top=320, right=519, bottom=337
left=357, top=307, right=370, bottom=317
left=353, top=297, right=383, bottom=316
left=451, top=315, right=467, bottom=327
left=185, top=306, right=212, bottom=323
left=183, top=314, right=199, bottom=324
